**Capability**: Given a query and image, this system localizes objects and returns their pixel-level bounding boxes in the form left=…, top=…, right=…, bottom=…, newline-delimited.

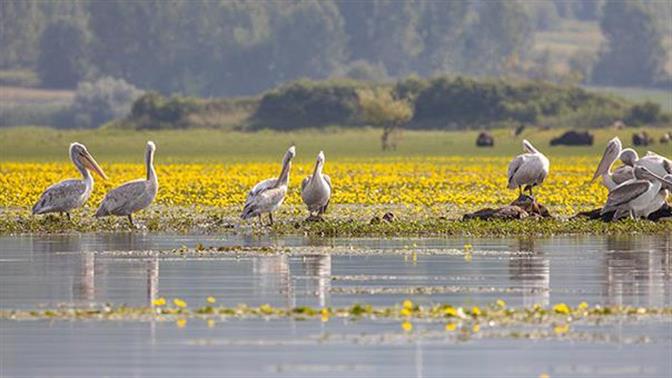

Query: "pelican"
left=301, top=151, right=332, bottom=217
left=601, top=166, right=672, bottom=220
left=591, top=137, right=635, bottom=190
left=507, top=139, right=550, bottom=197
left=241, top=145, right=295, bottom=225
left=32, top=143, right=107, bottom=219
left=94, top=141, right=158, bottom=226
left=636, top=151, right=672, bottom=177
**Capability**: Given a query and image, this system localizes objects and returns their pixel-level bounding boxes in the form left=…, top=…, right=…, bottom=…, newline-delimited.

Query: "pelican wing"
left=246, top=178, right=277, bottom=204
left=602, top=180, right=651, bottom=214
left=612, top=165, right=634, bottom=185
left=96, top=180, right=148, bottom=216
left=507, top=155, right=525, bottom=188
left=33, top=179, right=87, bottom=214
left=321, top=174, right=332, bottom=213
left=241, top=186, right=287, bottom=219
left=301, top=175, right=312, bottom=193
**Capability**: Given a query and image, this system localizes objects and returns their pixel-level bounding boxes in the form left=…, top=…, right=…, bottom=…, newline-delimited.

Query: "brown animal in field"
left=632, top=131, right=654, bottom=146
left=550, top=130, right=593, bottom=146
left=660, top=132, right=671, bottom=144
left=476, top=131, right=494, bottom=147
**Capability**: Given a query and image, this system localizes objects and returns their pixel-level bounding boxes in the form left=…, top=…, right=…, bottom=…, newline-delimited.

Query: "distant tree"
left=592, top=0, right=666, bottom=86
left=71, top=77, right=143, bottom=128
left=357, top=88, right=413, bottom=151
left=461, top=1, right=533, bottom=76
left=37, top=20, right=89, bottom=88
left=418, top=0, right=470, bottom=75
left=0, top=0, right=43, bottom=68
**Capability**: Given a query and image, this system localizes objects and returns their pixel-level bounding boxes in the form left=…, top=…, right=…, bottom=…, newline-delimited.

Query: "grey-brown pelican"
left=601, top=166, right=672, bottom=220
left=32, top=143, right=107, bottom=219
left=507, top=139, right=550, bottom=197
left=95, top=141, right=158, bottom=226
left=592, top=137, right=635, bottom=190
left=241, top=145, right=295, bottom=225
left=301, top=151, right=332, bottom=217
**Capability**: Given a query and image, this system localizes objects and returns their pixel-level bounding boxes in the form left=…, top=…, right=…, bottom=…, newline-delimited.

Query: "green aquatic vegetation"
left=0, top=206, right=670, bottom=236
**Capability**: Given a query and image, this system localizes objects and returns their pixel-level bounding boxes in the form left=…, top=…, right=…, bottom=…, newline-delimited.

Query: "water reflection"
left=508, top=238, right=550, bottom=307
left=603, top=235, right=671, bottom=307
left=301, top=255, right=332, bottom=307
left=0, top=234, right=670, bottom=309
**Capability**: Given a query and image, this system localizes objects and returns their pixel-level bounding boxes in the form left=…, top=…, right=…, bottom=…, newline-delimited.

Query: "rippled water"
left=1, top=234, right=670, bottom=377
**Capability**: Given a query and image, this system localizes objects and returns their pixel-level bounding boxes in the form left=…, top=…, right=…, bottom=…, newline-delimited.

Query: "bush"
left=253, top=79, right=366, bottom=129
left=71, top=77, right=143, bottom=128
left=625, top=101, right=666, bottom=126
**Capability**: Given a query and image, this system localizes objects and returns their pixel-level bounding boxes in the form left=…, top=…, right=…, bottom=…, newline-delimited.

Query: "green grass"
left=1, top=126, right=670, bottom=163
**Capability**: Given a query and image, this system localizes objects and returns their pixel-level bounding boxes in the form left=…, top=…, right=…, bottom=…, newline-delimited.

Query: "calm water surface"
left=1, top=234, right=670, bottom=377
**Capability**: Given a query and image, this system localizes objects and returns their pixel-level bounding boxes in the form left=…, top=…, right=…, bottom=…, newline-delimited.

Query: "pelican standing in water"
left=95, top=141, right=158, bottom=226
left=507, top=139, right=550, bottom=197
left=601, top=166, right=672, bottom=220
left=32, top=143, right=107, bottom=219
left=592, top=137, right=635, bottom=190
left=301, top=151, right=332, bottom=218
left=241, top=145, right=295, bottom=225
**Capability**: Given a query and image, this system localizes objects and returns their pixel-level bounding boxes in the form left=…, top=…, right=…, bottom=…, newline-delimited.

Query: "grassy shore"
left=1, top=126, right=671, bottom=163
left=1, top=127, right=670, bottom=236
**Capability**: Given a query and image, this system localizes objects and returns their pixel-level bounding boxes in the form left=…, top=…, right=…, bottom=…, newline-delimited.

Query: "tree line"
left=1, top=0, right=670, bottom=96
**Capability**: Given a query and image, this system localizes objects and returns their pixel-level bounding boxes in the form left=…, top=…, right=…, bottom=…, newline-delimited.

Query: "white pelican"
left=601, top=166, right=672, bottom=220
left=591, top=137, right=634, bottom=190
left=94, top=141, right=158, bottom=226
left=32, top=143, right=107, bottom=219
left=241, top=145, right=295, bottom=225
left=507, top=139, right=550, bottom=197
left=301, top=151, right=332, bottom=217
left=636, top=151, right=672, bottom=177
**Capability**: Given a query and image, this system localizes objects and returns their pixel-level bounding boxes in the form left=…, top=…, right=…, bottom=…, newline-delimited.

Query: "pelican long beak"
left=592, top=143, right=619, bottom=183
left=80, top=151, right=108, bottom=180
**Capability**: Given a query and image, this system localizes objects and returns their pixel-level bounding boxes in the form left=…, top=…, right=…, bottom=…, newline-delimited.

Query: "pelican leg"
left=128, top=214, right=134, bottom=227
left=65, top=212, right=71, bottom=221
left=268, top=213, right=274, bottom=226
left=518, top=186, right=522, bottom=196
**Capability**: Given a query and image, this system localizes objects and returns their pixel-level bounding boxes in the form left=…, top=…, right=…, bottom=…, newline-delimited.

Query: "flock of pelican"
left=32, top=141, right=158, bottom=226
left=32, top=138, right=671, bottom=226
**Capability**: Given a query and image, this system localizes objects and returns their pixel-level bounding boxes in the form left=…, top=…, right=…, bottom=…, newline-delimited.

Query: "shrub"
left=625, top=101, right=665, bottom=126
left=253, top=79, right=366, bottom=129
left=71, top=77, right=143, bottom=128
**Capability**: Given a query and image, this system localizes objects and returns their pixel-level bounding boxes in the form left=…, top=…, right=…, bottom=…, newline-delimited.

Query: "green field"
left=1, top=126, right=670, bottom=163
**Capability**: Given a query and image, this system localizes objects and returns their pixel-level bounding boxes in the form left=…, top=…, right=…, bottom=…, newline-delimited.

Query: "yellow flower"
left=176, top=318, right=187, bottom=328
left=444, top=306, right=457, bottom=317
left=206, top=296, right=216, bottom=304
left=554, top=323, right=569, bottom=335
left=577, top=301, right=588, bottom=310
left=152, top=297, right=166, bottom=306
left=321, top=308, right=330, bottom=322
left=553, top=303, right=571, bottom=315
left=259, top=304, right=273, bottom=315
left=472, top=323, right=480, bottom=333
left=496, top=299, right=506, bottom=308
left=445, top=322, right=457, bottom=332
left=471, top=306, right=481, bottom=316
left=401, top=320, right=413, bottom=332
left=400, top=308, right=412, bottom=317
left=173, top=298, right=187, bottom=308
left=402, top=299, right=414, bottom=310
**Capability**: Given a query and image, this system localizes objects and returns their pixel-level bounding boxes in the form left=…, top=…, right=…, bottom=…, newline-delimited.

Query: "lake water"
left=1, top=234, right=670, bottom=377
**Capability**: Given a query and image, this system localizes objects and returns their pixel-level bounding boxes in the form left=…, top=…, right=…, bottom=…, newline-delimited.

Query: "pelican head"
left=317, top=150, right=325, bottom=164
left=619, top=148, right=639, bottom=167
left=284, top=145, right=296, bottom=163
left=70, top=142, right=107, bottom=179
left=592, top=137, right=622, bottom=182
left=522, top=139, right=538, bottom=154
left=147, top=141, right=156, bottom=152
